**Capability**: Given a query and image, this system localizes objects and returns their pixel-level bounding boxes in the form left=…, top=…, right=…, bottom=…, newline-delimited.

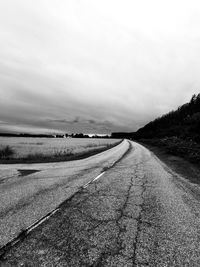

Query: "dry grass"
left=0, top=138, right=121, bottom=164
left=0, top=146, right=15, bottom=159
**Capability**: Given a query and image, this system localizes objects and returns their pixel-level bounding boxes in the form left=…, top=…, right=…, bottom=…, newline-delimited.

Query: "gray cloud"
left=0, top=0, right=200, bottom=134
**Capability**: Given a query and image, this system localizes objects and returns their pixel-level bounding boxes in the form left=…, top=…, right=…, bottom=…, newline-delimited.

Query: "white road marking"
left=82, top=181, right=91, bottom=189
left=27, top=208, right=59, bottom=234
left=93, top=171, right=105, bottom=182
left=83, top=171, right=105, bottom=188
left=0, top=171, right=106, bottom=253
left=28, top=172, right=106, bottom=233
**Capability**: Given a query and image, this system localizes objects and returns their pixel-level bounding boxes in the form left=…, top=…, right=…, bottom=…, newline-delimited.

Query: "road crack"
left=132, top=173, right=148, bottom=266
left=92, top=163, right=147, bottom=266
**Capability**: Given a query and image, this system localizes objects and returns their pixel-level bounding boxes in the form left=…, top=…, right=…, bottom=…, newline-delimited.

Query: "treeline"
left=111, top=132, right=134, bottom=139
left=0, top=133, right=55, bottom=138
left=71, top=133, right=110, bottom=139
left=0, top=132, right=110, bottom=139
left=134, top=93, right=200, bottom=143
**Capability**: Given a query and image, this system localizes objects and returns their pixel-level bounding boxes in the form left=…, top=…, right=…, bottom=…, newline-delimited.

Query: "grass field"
left=0, top=137, right=121, bottom=163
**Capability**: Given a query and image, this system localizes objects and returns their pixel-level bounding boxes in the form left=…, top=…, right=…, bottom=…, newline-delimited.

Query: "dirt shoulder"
left=140, top=142, right=200, bottom=185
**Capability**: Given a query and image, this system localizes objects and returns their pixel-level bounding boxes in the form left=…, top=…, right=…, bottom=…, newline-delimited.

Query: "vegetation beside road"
left=0, top=146, right=15, bottom=160
left=110, top=94, right=200, bottom=167
left=141, top=141, right=200, bottom=186
left=132, top=93, right=200, bottom=166
left=134, top=94, right=200, bottom=142
left=0, top=140, right=122, bottom=164
left=140, top=137, right=200, bottom=166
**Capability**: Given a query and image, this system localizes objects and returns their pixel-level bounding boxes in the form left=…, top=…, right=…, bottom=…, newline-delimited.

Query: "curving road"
left=0, top=140, right=129, bottom=248
left=1, top=141, right=200, bottom=266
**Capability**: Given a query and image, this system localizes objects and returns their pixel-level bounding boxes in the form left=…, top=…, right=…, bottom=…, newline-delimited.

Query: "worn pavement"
left=1, top=141, right=200, bottom=266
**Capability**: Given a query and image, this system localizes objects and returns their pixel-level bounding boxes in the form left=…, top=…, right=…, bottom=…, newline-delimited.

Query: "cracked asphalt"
left=1, top=141, right=200, bottom=266
left=0, top=140, right=128, bottom=248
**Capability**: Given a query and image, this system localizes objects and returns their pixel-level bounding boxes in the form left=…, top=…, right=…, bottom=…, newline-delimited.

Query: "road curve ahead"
left=0, top=140, right=129, bottom=249
left=1, top=141, right=200, bottom=266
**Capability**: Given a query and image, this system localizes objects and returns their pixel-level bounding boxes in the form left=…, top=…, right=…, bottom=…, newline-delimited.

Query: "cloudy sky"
left=0, top=0, right=200, bottom=134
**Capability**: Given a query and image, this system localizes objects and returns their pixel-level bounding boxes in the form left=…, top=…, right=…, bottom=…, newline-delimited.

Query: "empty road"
left=1, top=141, right=200, bottom=266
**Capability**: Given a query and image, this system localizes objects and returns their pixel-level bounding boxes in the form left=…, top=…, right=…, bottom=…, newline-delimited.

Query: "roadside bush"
left=140, top=137, right=200, bottom=165
left=0, top=145, right=15, bottom=159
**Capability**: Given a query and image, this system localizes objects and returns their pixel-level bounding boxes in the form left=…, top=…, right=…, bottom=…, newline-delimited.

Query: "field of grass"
left=0, top=137, right=121, bottom=163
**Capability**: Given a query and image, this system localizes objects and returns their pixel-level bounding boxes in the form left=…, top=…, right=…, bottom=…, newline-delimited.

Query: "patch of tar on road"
left=18, top=169, right=40, bottom=177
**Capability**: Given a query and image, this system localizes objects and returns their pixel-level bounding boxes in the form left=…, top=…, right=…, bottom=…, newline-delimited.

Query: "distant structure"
left=53, top=134, right=68, bottom=138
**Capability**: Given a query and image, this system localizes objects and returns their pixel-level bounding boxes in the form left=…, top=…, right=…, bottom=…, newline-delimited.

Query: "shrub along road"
left=1, top=142, right=200, bottom=266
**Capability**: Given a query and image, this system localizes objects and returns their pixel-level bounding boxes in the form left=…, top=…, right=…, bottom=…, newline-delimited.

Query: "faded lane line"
left=83, top=171, right=105, bottom=188
left=93, top=172, right=105, bottom=182
left=0, top=207, right=61, bottom=259
left=0, top=171, right=106, bottom=259
left=27, top=209, right=59, bottom=234
left=82, top=141, right=131, bottom=189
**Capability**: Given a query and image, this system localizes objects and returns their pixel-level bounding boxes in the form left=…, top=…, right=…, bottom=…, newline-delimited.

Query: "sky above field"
left=0, top=0, right=200, bottom=134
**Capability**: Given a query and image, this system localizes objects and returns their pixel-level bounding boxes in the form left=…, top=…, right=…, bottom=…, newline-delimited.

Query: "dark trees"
left=134, top=93, right=200, bottom=143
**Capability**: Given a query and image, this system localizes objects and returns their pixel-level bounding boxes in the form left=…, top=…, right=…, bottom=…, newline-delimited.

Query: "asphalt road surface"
left=1, top=141, right=200, bottom=266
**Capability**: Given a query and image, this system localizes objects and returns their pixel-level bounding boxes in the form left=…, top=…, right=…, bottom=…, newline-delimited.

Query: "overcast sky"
left=0, top=0, right=200, bottom=134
